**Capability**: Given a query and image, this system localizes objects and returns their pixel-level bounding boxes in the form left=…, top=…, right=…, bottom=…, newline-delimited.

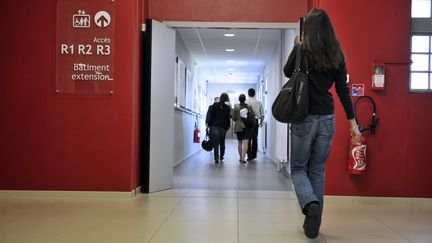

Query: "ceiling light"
left=227, top=60, right=234, bottom=63
left=228, top=68, right=235, bottom=71
left=225, top=49, right=235, bottom=52
left=224, top=33, right=235, bottom=37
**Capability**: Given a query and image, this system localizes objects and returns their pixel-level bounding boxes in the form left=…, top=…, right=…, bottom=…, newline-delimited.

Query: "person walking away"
left=283, top=8, right=361, bottom=239
left=232, top=94, right=255, bottom=163
left=206, top=93, right=231, bottom=163
left=206, top=96, right=219, bottom=127
left=245, top=88, right=264, bottom=161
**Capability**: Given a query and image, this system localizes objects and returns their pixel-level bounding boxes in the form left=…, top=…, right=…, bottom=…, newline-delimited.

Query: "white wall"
left=173, top=31, right=207, bottom=165
left=262, top=29, right=296, bottom=167
left=280, top=29, right=297, bottom=172
left=173, top=110, right=205, bottom=166
left=207, top=83, right=257, bottom=106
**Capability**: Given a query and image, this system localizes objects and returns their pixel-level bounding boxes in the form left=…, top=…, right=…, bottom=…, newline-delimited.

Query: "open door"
left=141, top=19, right=175, bottom=193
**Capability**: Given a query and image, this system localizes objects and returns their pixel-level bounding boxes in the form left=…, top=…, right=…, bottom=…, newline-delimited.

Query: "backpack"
left=242, top=105, right=256, bottom=128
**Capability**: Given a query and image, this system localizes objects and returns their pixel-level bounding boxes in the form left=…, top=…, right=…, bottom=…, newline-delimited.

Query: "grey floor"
left=174, top=139, right=293, bottom=191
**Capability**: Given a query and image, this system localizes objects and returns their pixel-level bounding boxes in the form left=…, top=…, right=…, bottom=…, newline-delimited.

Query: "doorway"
left=141, top=20, right=298, bottom=193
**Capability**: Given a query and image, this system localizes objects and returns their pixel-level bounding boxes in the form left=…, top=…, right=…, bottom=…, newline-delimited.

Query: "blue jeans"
left=290, top=114, right=335, bottom=226
left=210, top=126, right=227, bottom=161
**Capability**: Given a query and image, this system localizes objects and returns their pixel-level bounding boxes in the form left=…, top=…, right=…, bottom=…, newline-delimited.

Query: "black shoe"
left=303, top=202, right=320, bottom=239
left=247, top=156, right=256, bottom=161
left=215, top=160, right=219, bottom=163
left=220, top=156, right=224, bottom=162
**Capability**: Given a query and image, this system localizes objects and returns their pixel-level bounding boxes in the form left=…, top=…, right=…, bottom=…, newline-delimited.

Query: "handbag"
left=272, top=44, right=309, bottom=123
left=201, top=128, right=213, bottom=151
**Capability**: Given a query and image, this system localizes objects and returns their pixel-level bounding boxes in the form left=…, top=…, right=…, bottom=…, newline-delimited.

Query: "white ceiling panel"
left=177, top=28, right=281, bottom=84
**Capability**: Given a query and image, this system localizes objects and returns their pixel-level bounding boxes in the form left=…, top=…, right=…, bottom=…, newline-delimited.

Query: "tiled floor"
left=174, top=139, right=292, bottom=191
left=0, top=191, right=432, bottom=243
left=1, top=140, right=431, bottom=242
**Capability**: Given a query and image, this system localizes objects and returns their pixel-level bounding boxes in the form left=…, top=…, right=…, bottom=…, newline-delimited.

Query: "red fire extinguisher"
left=349, top=96, right=379, bottom=175
left=348, top=135, right=367, bottom=174
left=193, top=122, right=200, bottom=143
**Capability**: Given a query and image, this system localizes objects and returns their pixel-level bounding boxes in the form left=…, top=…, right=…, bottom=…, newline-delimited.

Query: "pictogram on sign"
left=73, top=10, right=91, bottom=28
left=94, top=11, right=111, bottom=28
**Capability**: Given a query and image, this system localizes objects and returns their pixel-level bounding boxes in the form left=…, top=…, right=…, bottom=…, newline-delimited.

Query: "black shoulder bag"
left=272, top=44, right=309, bottom=123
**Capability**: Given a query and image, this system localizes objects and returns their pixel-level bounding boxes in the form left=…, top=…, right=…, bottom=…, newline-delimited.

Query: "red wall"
left=149, top=0, right=306, bottom=22
left=0, top=0, right=142, bottom=191
left=2, top=0, right=431, bottom=198
left=319, top=0, right=432, bottom=197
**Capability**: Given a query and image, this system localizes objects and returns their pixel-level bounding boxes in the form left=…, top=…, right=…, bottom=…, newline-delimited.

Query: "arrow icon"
left=96, top=15, right=108, bottom=27
left=94, top=11, right=111, bottom=28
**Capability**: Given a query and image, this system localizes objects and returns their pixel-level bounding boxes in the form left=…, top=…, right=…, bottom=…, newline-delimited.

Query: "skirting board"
left=325, top=195, right=432, bottom=206
left=0, top=188, right=430, bottom=203
left=0, top=187, right=142, bottom=199
left=174, top=149, right=202, bottom=167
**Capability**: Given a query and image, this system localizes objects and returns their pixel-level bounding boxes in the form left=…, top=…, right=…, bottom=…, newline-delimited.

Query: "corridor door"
left=141, top=19, right=175, bottom=193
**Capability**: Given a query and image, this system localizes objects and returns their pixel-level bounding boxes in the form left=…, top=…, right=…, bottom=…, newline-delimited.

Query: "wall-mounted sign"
left=352, top=84, right=365, bottom=96
left=56, top=0, right=115, bottom=95
left=372, top=63, right=385, bottom=90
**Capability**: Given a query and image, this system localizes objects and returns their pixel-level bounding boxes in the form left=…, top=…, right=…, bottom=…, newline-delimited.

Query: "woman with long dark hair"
left=283, top=8, right=361, bottom=239
left=207, top=92, right=231, bottom=163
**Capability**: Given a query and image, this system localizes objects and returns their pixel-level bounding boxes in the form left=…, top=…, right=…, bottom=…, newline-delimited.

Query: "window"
left=411, top=0, right=432, bottom=91
left=412, top=0, right=431, bottom=18
left=410, top=35, right=431, bottom=90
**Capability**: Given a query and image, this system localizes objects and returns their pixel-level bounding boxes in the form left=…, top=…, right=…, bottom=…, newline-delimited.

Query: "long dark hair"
left=216, top=92, right=230, bottom=108
left=220, top=92, right=229, bottom=103
left=302, top=8, right=344, bottom=70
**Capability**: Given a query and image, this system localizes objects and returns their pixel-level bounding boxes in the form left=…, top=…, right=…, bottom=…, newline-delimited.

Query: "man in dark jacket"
left=206, top=96, right=219, bottom=126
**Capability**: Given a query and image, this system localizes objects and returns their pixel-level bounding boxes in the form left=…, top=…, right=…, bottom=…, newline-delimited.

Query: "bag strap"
left=295, top=43, right=309, bottom=74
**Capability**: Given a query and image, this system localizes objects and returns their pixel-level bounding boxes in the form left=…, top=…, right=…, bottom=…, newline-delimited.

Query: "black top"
left=283, top=44, right=355, bottom=120
left=205, top=104, right=215, bottom=125
left=207, top=102, right=231, bottom=130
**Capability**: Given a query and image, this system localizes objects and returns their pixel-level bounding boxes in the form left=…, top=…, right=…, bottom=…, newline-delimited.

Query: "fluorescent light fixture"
left=224, top=33, right=235, bottom=37
left=228, top=68, right=235, bottom=71
left=225, top=49, right=235, bottom=52
left=227, top=60, right=235, bottom=63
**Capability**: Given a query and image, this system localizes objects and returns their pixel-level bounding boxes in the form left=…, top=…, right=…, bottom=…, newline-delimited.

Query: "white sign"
left=94, top=11, right=111, bottom=28
left=73, top=10, right=90, bottom=28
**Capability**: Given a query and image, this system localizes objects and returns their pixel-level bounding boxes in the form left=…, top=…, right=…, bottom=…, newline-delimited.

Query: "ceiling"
left=176, top=28, right=281, bottom=84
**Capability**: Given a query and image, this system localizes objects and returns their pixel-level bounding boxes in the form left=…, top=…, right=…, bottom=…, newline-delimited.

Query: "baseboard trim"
left=174, top=149, right=202, bottom=167
left=325, top=195, right=432, bottom=206
left=1, top=189, right=430, bottom=202
left=0, top=189, right=140, bottom=199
